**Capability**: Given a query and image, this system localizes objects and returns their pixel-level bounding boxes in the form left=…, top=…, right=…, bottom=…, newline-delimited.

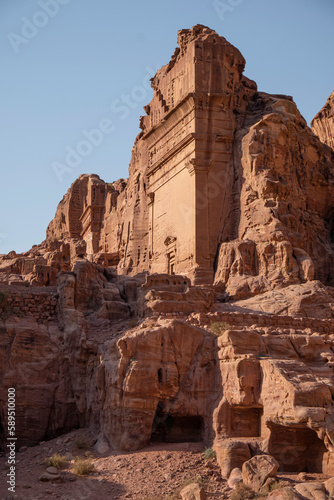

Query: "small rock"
left=298, top=472, right=312, bottom=481
left=180, top=482, right=206, bottom=500
left=94, top=435, right=110, bottom=455
left=46, top=466, right=59, bottom=475
left=39, top=472, right=61, bottom=482
left=260, top=477, right=277, bottom=493
left=227, top=468, right=243, bottom=489
left=65, top=452, right=73, bottom=461
left=267, top=487, right=302, bottom=500
left=63, top=436, right=71, bottom=444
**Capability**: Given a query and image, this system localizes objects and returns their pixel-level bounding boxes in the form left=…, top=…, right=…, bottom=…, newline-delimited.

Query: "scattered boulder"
left=46, top=466, right=59, bottom=474
left=215, top=440, right=252, bottom=478
left=260, top=477, right=278, bottom=493
left=180, top=483, right=206, bottom=500
left=294, top=482, right=327, bottom=500
left=267, top=487, right=303, bottom=500
left=242, top=455, right=279, bottom=492
left=94, top=435, right=110, bottom=455
left=39, top=471, right=61, bottom=482
left=227, top=467, right=243, bottom=489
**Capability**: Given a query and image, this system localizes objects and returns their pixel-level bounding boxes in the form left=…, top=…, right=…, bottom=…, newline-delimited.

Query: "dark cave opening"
left=268, top=423, right=327, bottom=472
left=151, top=403, right=204, bottom=443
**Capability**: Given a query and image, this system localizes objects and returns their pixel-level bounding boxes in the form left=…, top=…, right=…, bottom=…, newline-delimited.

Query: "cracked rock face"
left=214, top=93, right=334, bottom=298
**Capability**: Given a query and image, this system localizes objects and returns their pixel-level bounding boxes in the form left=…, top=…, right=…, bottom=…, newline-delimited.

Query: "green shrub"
left=44, top=453, right=67, bottom=469
left=210, top=322, right=230, bottom=336
left=73, top=458, right=95, bottom=476
left=203, top=447, right=216, bottom=460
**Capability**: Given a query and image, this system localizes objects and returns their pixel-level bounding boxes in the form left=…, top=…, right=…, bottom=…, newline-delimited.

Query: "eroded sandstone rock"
left=242, top=455, right=279, bottom=492
left=180, top=482, right=206, bottom=500
left=1, top=25, right=334, bottom=480
left=311, top=91, right=334, bottom=149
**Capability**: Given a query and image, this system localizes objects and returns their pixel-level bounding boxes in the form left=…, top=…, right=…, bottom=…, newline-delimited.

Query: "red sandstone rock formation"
left=311, top=91, right=334, bottom=149
left=214, top=93, right=334, bottom=299
left=1, top=25, right=334, bottom=480
left=38, top=27, right=334, bottom=300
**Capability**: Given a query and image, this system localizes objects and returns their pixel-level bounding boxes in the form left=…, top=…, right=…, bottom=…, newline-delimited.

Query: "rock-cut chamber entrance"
left=268, top=423, right=327, bottom=472
left=151, top=402, right=204, bottom=443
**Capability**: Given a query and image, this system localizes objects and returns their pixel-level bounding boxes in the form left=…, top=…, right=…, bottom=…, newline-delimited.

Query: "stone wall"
left=176, top=310, right=334, bottom=335
left=0, top=284, right=57, bottom=322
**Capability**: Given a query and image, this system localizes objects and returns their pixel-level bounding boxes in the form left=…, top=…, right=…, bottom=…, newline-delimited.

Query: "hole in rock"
left=230, top=407, right=263, bottom=438
left=151, top=404, right=203, bottom=443
left=268, top=423, right=327, bottom=472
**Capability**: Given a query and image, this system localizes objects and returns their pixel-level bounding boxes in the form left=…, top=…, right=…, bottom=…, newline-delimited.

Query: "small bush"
left=73, top=458, right=95, bottom=476
left=44, top=453, right=67, bottom=469
left=269, top=480, right=290, bottom=492
left=210, top=322, right=230, bottom=336
left=231, top=483, right=255, bottom=500
left=203, top=447, right=216, bottom=460
left=74, top=436, right=90, bottom=450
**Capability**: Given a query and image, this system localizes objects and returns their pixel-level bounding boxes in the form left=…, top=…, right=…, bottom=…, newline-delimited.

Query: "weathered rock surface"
left=267, top=488, right=303, bottom=500
left=180, top=482, right=206, bottom=500
left=2, top=26, right=331, bottom=295
left=1, top=24, right=334, bottom=482
left=214, top=93, right=334, bottom=298
left=294, top=482, right=327, bottom=500
left=242, top=454, right=279, bottom=492
left=219, top=281, right=334, bottom=318
left=227, top=467, right=243, bottom=489
left=324, top=476, right=334, bottom=497
left=311, top=91, right=334, bottom=149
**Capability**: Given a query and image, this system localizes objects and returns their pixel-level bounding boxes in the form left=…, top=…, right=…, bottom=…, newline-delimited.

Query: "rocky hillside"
left=0, top=24, right=334, bottom=499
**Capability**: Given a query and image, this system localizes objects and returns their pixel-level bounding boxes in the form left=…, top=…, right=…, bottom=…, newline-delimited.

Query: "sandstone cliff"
left=1, top=25, right=334, bottom=479
left=39, top=28, right=334, bottom=299
left=311, top=90, right=334, bottom=149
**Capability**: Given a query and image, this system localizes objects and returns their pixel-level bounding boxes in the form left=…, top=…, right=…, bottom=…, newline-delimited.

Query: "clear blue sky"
left=1, top=0, right=333, bottom=254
